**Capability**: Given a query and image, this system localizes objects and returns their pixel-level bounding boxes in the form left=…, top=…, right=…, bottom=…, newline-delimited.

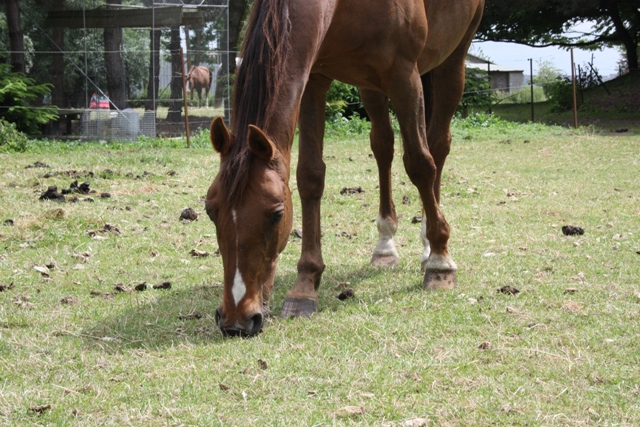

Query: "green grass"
left=489, top=73, right=640, bottom=133
left=1, top=120, right=639, bottom=426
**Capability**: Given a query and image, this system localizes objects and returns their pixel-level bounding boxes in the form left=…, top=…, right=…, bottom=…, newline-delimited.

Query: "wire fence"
left=8, top=0, right=232, bottom=141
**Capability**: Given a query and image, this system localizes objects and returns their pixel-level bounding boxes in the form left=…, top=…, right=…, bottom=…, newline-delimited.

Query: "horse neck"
left=232, top=0, right=335, bottom=164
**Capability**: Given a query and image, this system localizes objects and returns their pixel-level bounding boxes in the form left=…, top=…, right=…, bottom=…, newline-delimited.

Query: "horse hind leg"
left=386, top=67, right=457, bottom=290
left=360, top=88, right=399, bottom=268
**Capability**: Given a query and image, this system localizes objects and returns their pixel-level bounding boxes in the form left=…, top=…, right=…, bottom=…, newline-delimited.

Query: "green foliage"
left=325, top=81, right=364, bottom=121
left=546, top=77, right=574, bottom=112
left=478, top=0, right=640, bottom=71
left=535, top=60, right=564, bottom=98
left=324, top=115, right=372, bottom=139
left=0, top=64, right=58, bottom=134
left=494, top=85, right=547, bottom=104
left=458, top=69, right=494, bottom=117
left=452, top=112, right=511, bottom=129
left=0, top=120, right=29, bottom=152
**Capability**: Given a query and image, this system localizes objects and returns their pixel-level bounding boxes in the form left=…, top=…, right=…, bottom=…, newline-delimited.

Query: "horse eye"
left=270, top=210, right=284, bottom=226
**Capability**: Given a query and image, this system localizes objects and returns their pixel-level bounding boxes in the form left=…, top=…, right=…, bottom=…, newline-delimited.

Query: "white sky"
left=471, top=41, right=623, bottom=78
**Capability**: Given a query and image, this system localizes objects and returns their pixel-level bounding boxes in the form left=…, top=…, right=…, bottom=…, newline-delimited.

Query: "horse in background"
left=186, top=65, right=212, bottom=108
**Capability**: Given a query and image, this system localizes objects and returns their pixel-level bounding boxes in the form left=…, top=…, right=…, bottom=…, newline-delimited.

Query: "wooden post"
left=529, top=58, right=534, bottom=122
left=181, top=47, right=191, bottom=148
left=571, top=49, right=578, bottom=129
left=487, top=62, right=492, bottom=114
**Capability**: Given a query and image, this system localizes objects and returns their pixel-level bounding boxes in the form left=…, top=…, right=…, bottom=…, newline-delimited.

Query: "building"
left=466, top=54, right=525, bottom=93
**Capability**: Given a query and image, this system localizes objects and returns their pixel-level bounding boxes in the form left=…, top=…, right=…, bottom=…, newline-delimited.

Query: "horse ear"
left=210, top=117, right=231, bottom=156
left=248, top=125, right=277, bottom=161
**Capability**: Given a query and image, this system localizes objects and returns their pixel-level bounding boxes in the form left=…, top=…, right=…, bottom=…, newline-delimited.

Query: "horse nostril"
left=248, top=313, right=264, bottom=336
left=215, top=307, right=223, bottom=325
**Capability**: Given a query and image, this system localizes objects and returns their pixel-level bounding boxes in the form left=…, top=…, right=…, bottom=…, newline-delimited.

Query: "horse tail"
left=208, top=67, right=213, bottom=91
left=421, top=72, right=433, bottom=132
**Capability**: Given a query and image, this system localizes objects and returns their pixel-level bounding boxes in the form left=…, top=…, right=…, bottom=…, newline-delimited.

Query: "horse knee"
left=297, top=161, right=326, bottom=200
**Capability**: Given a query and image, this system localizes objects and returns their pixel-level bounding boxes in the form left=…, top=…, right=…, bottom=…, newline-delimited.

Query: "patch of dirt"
left=61, top=181, right=91, bottom=195
left=340, top=186, right=364, bottom=195
left=42, top=170, right=94, bottom=179
left=337, top=288, right=355, bottom=300
left=29, top=404, right=51, bottom=414
left=134, top=283, right=147, bottom=291
left=0, top=283, right=15, bottom=292
left=190, top=249, right=209, bottom=257
left=478, top=341, right=492, bottom=350
left=25, top=161, right=50, bottom=169
left=153, top=281, right=171, bottom=290
left=562, top=225, right=584, bottom=236
left=178, top=311, right=202, bottom=320
left=180, top=207, right=199, bottom=221
left=39, top=186, right=65, bottom=202
left=498, top=285, right=520, bottom=295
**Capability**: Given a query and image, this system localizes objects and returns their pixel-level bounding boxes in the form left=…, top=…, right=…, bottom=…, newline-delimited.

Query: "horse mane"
left=220, top=0, right=291, bottom=205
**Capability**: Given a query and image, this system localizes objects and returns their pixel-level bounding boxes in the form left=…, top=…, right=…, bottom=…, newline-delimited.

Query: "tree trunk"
left=213, top=0, right=248, bottom=117
left=607, top=2, right=639, bottom=71
left=104, top=0, right=127, bottom=109
left=194, top=28, right=202, bottom=66
left=50, top=0, right=65, bottom=107
left=167, top=26, right=183, bottom=122
left=145, top=29, right=161, bottom=111
left=6, top=0, right=25, bottom=73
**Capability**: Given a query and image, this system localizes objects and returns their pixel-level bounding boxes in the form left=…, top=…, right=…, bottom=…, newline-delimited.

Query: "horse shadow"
left=80, top=260, right=423, bottom=351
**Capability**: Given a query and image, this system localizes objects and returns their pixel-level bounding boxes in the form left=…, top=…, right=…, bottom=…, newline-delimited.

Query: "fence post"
left=181, top=47, right=191, bottom=148
left=571, top=49, right=578, bottom=129
left=529, top=58, right=534, bottom=122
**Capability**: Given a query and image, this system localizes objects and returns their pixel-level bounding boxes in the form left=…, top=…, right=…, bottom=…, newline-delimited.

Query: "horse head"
left=205, top=117, right=293, bottom=337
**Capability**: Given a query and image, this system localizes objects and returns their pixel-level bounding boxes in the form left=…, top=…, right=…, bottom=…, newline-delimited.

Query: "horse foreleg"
left=388, top=67, right=456, bottom=290
left=280, top=74, right=332, bottom=318
left=360, top=88, right=399, bottom=268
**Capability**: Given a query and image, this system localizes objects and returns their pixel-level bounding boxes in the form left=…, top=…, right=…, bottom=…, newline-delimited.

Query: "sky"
left=470, top=41, right=623, bottom=79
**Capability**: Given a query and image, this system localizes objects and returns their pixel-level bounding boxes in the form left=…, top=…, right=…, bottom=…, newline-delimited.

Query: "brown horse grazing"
left=187, top=65, right=212, bottom=108
left=206, top=0, right=485, bottom=337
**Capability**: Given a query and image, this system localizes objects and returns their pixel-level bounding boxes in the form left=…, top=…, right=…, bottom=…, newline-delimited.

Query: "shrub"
left=0, top=64, right=58, bottom=134
left=325, top=81, right=365, bottom=121
left=0, top=120, right=29, bottom=152
left=546, top=77, right=574, bottom=112
left=458, top=69, right=494, bottom=117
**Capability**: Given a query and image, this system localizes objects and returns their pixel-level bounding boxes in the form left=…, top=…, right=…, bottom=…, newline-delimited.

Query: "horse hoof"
left=423, top=269, right=457, bottom=290
left=280, top=298, right=318, bottom=318
left=371, top=254, right=399, bottom=268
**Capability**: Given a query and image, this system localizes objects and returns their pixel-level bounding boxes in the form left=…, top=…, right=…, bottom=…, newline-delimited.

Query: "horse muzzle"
left=215, top=307, right=264, bottom=337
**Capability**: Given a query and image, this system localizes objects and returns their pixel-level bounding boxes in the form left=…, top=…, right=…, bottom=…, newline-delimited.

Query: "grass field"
left=1, top=120, right=639, bottom=426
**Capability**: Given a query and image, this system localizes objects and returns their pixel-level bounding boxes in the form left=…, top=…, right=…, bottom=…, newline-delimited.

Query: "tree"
left=535, top=60, right=563, bottom=97
left=5, top=0, right=26, bottom=72
left=458, top=69, right=493, bottom=117
left=478, top=0, right=640, bottom=72
left=167, top=26, right=182, bottom=122
left=213, top=0, right=250, bottom=116
left=104, top=0, right=127, bottom=109
left=0, top=64, right=57, bottom=134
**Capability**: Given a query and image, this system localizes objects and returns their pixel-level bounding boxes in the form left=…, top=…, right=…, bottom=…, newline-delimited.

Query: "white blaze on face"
left=231, top=209, right=246, bottom=305
left=232, top=266, right=247, bottom=305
